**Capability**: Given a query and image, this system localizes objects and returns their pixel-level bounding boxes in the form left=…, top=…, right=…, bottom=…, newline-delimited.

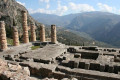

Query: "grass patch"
left=7, top=38, right=13, bottom=45
left=31, top=46, right=40, bottom=50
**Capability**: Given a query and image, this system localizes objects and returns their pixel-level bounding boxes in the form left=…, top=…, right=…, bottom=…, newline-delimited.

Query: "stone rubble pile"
left=0, top=59, right=37, bottom=80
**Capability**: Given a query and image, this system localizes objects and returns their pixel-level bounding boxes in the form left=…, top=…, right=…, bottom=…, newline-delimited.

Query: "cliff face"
left=0, top=0, right=40, bottom=37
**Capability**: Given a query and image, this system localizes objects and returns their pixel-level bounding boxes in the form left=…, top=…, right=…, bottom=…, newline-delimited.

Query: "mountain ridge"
left=31, top=11, right=120, bottom=47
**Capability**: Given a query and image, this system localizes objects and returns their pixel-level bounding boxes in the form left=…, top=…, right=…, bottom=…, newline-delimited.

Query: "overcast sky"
left=16, top=0, right=120, bottom=16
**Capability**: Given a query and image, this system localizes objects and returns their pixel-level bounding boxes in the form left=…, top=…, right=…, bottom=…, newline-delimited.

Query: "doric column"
left=13, top=27, right=19, bottom=46
left=51, top=24, right=57, bottom=43
left=0, top=21, right=7, bottom=50
left=40, top=24, right=45, bottom=42
left=31, top=23, right=36, bottom=42
left=22, top=11, right=29, bottom=43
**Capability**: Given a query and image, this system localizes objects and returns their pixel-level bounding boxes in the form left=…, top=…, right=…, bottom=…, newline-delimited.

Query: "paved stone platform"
left=21, top=43, right=67, bottom=61
left=1, top=43, right=120, bottom=80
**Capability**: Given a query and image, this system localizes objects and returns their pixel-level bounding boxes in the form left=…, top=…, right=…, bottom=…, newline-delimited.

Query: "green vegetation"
left=31, top=46, right=40, bottom=50
left=7, top=38, right=13, bottom=45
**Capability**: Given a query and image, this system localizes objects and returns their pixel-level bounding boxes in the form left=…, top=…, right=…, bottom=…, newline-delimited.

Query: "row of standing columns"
left=0, top=11, right=57, bottom=50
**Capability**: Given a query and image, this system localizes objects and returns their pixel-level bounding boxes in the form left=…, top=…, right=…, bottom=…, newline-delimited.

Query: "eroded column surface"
left=40, top=24, right=45, bottom=42
left=0, top=21, right=7, bottom=50
left=51, top=24, right=57, bottom=43
left=31, top=23, right=36, bottom=42
left=13, top=27, right=19, bottom=46
left=22, top=11, right=29, bottom=43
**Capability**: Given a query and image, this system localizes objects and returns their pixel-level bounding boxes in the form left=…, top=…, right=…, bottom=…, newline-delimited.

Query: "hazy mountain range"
left=31, top=12, right=120, bottom=47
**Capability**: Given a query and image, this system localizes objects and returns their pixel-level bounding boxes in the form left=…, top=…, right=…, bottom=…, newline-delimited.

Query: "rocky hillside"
left=0, top=0, right=41, bottom=38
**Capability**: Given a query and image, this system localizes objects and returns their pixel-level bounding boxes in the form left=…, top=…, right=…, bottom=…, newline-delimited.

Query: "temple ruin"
left=1, top=11, right=120, bottom=80
left=40, top=24, right=45, bottom=42
left=51, top=24, right=57, bottom=43
left=30, top=23, right=36, bottom=42
left=13, top=27, right=19, bottom=46
left=0, top=21, right=7, bottom=50
left=22, top=11, right=29, bottom=43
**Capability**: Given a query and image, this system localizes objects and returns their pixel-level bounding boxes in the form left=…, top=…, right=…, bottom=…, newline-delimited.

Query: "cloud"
left=17, top=1, right=25, bottom=6
left=97, top=3, right=114, bottom=12
left=28, top=8, right=55, bottom=14
left=56, top=6, right=68, bottom=16
left=39, top=0, right=49, bottom=3
left=29, top=0, right=68, bottom=16
left=69, top=2, right=95, bottom=12
left=28, top=5, right=68, bottom=16
left=56, top=1, right=68, bottom=16
left=46, top=4, right=50, bottom=9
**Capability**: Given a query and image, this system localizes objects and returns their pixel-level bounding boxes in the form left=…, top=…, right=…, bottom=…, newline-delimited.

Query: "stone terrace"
left=0, top=43, right=120, bottom=80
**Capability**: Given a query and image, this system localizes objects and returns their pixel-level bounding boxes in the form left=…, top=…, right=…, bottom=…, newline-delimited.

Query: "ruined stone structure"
left=1, top=10, right=120, bottom=80
left=51, top=25, right=57, bottom=43
left=22, top=11, right=29, bottom=43
left=0, top=21, right=7, bottom=50
left=13, top=27, right=19, bottom=46
left=31, top=23, right=36, bottom=42
left=2, top=43, right=120, bottom=80
left=40, top=24, right=45, bottom=42
left=1, top=19, right=120, bottom=79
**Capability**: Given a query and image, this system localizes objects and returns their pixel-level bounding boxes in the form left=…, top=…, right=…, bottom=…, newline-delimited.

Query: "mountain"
left=31, top=12, right=120, bottom=47
left=66, top=12, right=120, bottom=47
left=31, top=13, right=79, bottom=27
left=104, top=22, right=120, bottom=47
left=45, top=26, right=113, bottom=47
left=0, top=0, right=41, bottom=38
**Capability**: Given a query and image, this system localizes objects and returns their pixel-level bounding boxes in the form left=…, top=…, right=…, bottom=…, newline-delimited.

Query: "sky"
left=16, top=0, right=120, bottom=16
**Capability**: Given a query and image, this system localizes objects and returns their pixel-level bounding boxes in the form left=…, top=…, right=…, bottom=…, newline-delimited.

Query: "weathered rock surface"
left=0, top=59, right=37, bottom=80
left=0, top=0, right=40, bottom=37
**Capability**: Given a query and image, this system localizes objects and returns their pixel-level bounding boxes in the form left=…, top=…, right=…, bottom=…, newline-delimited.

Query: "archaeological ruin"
left=1, top=10, right=120, bottom=80
left=51, top=24, right=57, bottom=44
left=40, top=24, right=45, bottom=42
left=0, top=21, right=7, bottom=50
left=30, top=23, right=36, bottom=42
left=22, top=11, right=29, bottom=43
left=13, top=27, right=19, bottom=46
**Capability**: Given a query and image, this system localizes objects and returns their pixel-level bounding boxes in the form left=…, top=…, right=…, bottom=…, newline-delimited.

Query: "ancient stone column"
left=51, top=24, right=57, bottom=43
left=13, top=27, right=19, bottom=46
left=22, top=11, right=29, bottom=43
left=0, top=21, right=7, bottom=50
left=40, top=24, right=45, bottom=42
left=31, top=23, right=36, bottom=42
